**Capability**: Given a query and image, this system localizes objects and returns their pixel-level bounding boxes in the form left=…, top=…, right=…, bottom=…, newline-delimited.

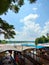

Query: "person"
left=44, top=52, right=47, bottom=56
left=0, top=59, right=2, bottom=65
left=9, top=50, right=12, bottom=56
left=15, top=54, right=19, bottom=65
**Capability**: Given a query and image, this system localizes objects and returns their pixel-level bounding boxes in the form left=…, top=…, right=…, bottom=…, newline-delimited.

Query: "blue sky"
left=0, top=0, right=49, bottom=41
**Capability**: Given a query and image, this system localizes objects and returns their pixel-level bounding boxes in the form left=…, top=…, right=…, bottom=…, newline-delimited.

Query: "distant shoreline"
left=0, top=40, right=35, bottom=44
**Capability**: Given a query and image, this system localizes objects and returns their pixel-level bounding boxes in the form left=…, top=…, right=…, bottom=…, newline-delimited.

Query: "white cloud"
left=21, top=14, right=38, bottom=22
left=15, top=14, right=40, bottom=41
left=8, top=14, right=40, bottom=41
left=0, top=34, right=4, bottom=40
left=2, top=21, right=49, bottom=41
left=41, top=22, right=49, bottom=36
left=15, top=15, right=49, bottom=41
left=32, top=7, right=38, bottom=11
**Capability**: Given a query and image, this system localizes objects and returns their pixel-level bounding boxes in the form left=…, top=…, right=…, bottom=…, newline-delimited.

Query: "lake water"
left=21, top=43, right=44, bottom=49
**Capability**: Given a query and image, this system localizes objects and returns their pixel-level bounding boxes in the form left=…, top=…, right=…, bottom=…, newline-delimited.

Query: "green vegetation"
left=0, top=0, right=11, bottom=15
left=0, top=18, right=16, bottom=39
left=35, top=34, right=49, bottom=61
left=0, top=0, right=36, bottom=15
left=0, top=40, right=7, bottom=44
left=35, top=35, right=49, bottom=45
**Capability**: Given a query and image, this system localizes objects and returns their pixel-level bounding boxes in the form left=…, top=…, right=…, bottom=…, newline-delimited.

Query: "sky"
left=0, top=0, right=49, bottom=41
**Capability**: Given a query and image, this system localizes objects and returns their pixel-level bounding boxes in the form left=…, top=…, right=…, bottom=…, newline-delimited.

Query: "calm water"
left=21, top=43, right=44, bottom=49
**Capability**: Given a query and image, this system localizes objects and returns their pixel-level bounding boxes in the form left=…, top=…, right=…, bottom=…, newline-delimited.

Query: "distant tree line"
left=0, top=40, right=7, bottom=44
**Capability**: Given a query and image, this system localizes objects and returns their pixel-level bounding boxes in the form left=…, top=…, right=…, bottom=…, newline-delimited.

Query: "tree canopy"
left=0, top=0, right=36, bottom=15
left=0, top=18, right=16, bottom=39
left=35, top=35, right=49, bottom=45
